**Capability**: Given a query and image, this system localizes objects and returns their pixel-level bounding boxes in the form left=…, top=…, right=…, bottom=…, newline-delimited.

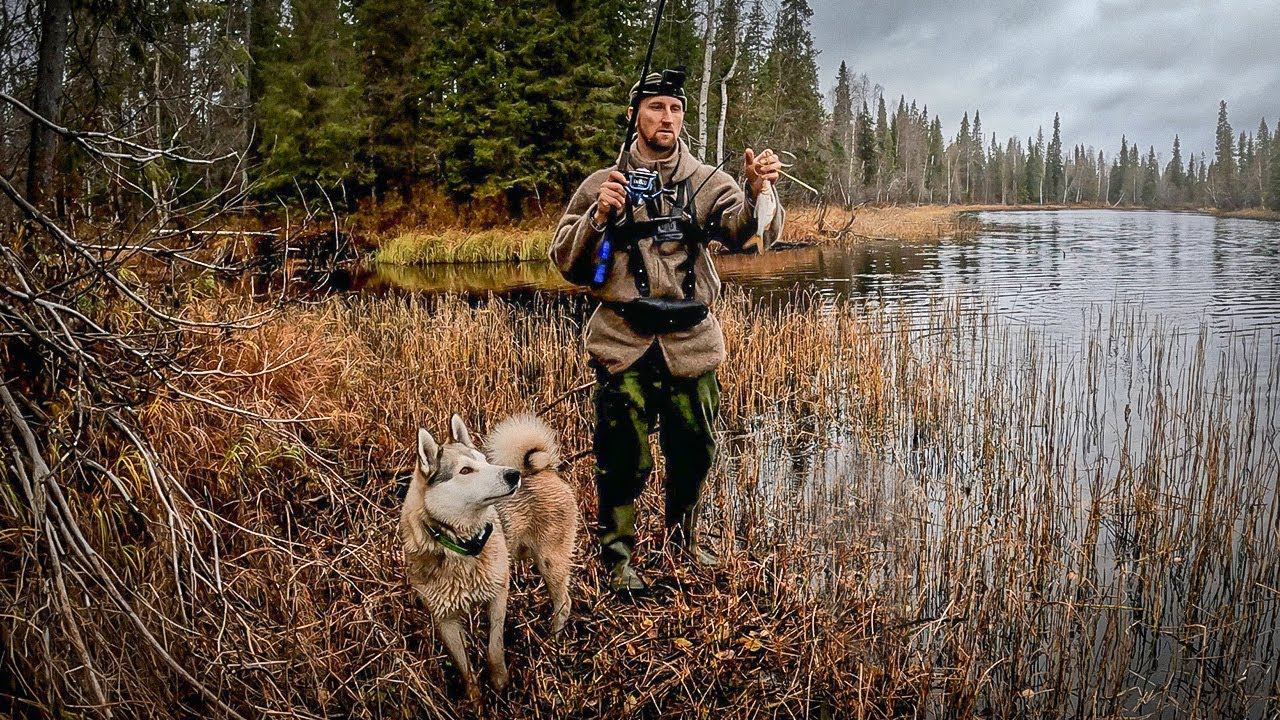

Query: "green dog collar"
left=426, top=521, right=493, bottom=557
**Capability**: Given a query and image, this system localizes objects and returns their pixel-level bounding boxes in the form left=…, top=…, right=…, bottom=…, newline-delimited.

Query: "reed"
left=10, top=288, right=1277, bottom=718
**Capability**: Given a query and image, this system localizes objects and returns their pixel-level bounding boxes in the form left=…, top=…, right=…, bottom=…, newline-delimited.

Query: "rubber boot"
left=667, top=508, right=719, bottom=568
left=600, top=504, right=648, bottom=594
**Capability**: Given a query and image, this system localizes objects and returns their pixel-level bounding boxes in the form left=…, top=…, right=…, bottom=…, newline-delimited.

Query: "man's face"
left=630, top=95, right=684, bottom=153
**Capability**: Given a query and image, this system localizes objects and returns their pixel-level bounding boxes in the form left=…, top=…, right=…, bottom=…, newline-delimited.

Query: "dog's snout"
left=503, top=469, right=521, bottom=488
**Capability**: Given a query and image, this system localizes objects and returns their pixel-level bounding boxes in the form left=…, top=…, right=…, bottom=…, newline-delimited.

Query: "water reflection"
left=357, top=209, right=1280, bottom=340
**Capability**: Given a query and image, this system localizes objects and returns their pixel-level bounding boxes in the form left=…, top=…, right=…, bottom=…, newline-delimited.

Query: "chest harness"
left=613, top=176, right=707, bottom=300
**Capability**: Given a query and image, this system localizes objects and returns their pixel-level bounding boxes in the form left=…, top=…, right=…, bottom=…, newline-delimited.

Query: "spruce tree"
left=1046, top=113, right=1064, bottom=202
left=757, top=0, right=826, bottom=190
left=926, top=115, right=944, bottom=199
left=1142, top=146, right=1159, bottom=205
left=830, top=62, right=854, bottom=190
left=256, top=0, right=369, bottom=196
left=1165, top=135, right=1184, bottom=203
left=725, top=0, right=770, bottom=158
left=1213, top=100, right=1238, bottom=208
left=418, top=0, right=636, bottom=211
left=874, top=95, right=891, bottom=180
left=1269, top=131, right=1280, bottom=211
left=970, top=110, right=984, bottom=201
left=1258, top=118, right=1271, bottom=208
left=1023, top=132, right=1043, bottom=204
left=355, top=0, right=435, bottom=200
left=855, top=100, right=877, bottom=185
left=1111, top=136, right=1128, bottom=204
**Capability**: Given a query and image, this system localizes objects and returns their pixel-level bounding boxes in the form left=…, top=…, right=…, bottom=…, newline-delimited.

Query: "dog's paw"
left=489, top=664, right=510, bottom=692
left=464, top=681, right=483, bottom=706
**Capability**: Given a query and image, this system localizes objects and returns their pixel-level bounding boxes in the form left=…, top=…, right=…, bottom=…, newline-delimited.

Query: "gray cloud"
left=809, top=0, right=1280, bottom=161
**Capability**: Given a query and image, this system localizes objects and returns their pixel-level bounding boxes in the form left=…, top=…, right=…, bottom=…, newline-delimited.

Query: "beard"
left=639, top=128, right=677, bottom=154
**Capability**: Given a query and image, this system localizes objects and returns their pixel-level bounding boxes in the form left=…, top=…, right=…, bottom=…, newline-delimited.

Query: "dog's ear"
left=450, top=413, right=476, bottom=449
left=416, top=428, right=440, bottom=475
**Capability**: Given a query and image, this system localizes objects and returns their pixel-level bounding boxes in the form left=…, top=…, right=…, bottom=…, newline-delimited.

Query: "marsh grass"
left=13, top=288, right=1278, bottom=718
left=374, top=227, right=555, bottom=265
left=784, top=205, right=984, bottom=244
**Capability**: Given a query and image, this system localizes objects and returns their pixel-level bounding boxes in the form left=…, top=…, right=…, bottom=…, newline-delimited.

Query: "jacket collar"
left=628, top=138, right=700, bottom=185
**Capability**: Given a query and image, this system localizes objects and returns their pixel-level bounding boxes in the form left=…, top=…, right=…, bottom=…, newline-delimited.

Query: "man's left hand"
left=744, top=148, right=782, bottom=196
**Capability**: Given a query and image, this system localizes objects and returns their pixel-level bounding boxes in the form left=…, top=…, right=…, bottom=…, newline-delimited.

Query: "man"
left=549, top=70, right=784, bottom=593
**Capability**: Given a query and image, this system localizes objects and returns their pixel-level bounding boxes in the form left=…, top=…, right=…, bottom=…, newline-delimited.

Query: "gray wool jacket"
left=550, top=140, right=784, bottom=377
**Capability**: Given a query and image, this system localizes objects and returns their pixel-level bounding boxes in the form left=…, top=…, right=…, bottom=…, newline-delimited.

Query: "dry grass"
left=783, top=204, right=985, bottom=245
left=1205, top=206, right=1280, bottom=221
left=8, top=288, right=1277, bottom=717
left=374, top=227, right=555, bottom=266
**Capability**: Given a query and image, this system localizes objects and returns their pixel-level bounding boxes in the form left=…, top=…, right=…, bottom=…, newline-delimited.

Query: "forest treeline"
left=3, top=0, right=1279, bottom=222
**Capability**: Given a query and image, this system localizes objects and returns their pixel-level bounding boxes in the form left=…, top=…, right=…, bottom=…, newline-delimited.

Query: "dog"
left=400, top=413, right=576, bottom=700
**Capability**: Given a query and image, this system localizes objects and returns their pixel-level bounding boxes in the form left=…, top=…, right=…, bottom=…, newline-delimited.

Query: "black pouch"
left=610, top=297, right=709, bottom=335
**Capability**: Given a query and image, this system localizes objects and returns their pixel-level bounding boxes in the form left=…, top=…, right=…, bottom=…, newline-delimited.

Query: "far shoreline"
left=361, top=203, right=1279, bottom=269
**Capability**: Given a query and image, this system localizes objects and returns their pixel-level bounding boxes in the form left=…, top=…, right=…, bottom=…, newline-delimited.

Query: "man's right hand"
left=594, top=170, right=628, bottom=227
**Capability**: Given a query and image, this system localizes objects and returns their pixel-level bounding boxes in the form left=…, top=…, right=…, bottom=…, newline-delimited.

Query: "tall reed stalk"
left=4, top=288, right=1274, bottom=718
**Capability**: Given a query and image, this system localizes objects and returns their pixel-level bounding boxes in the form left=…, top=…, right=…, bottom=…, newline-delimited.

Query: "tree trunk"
left=25, top=0, right=72, bottom=212
left=716, top=32, right=739, bottom=166
left=696, top=0, right=716, bottom=163
left=1038, top=154, right=1045, bottom=205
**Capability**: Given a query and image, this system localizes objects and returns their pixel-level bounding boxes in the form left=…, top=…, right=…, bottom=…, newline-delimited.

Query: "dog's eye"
left=458, top=466, right=473, bottom=475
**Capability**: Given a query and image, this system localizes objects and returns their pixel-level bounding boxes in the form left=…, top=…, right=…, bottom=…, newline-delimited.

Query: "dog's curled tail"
left=486, top=414, right=560, bottom=474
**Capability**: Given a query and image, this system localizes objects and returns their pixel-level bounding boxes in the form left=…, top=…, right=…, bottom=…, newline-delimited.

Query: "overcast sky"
left=808, top=0, right=1280, bottom=161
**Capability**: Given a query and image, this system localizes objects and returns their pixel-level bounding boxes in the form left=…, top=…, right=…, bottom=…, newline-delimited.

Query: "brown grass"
left=783, top=204, right=986, bottom=244
left=10, top=288, right=1277, bottom=717
left=1206, top=206, right=1280, bottom=221
left=374, top=227, right=555, bottom=265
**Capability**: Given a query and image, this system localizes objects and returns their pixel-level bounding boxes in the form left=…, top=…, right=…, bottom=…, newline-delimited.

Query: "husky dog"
left=400, top=413, right=576, bottom=699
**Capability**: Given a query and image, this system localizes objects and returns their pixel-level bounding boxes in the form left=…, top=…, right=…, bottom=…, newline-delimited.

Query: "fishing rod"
left=620, top=0, right=667, bottom=162
left=592, top=0, right=671, bottom=286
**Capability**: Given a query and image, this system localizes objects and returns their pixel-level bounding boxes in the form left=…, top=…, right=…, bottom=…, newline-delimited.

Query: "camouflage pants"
left=593, top=343, right=720, bottom=568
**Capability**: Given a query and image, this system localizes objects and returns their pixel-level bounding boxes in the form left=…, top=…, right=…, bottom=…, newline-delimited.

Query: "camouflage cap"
left=628, top=70, right=687, bottom=107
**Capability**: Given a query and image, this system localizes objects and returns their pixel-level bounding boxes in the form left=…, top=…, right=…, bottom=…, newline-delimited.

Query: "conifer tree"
left=725, top=0, right=770, bottom=159
left=418, top=0, right=634, bottom=210
left=1269, top=131, right=1280, bottom=211
left=355, top=0, right=435, bottom=200
left=1213, top=100, right=1238, bottom=208
left=970, top=110, right=984, bottom=201
left=1142, top=146, right=1159, bottom=204
left=1023, top=132, right=1043, bottom=204
left=1167, top=134, right=1182, bottom=203
left=1111, top=136, right=1129, bottom=203
left=830, top=62, right=855, bottom=191
left=874, top=95, right=891, bottom=181
left=856, top=100, right=876, bottom=185
left=257, top=0, right=369, bottom=195
left=755, top=0, right=826, bottom=190
left=1258, top=118, right=1271, bottom=208
left=1046, top=113, right=1064, bottom=201
left=926, top=115, right=944, bottom=199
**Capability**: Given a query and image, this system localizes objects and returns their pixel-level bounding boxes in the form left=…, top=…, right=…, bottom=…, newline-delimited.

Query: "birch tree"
left=695, top=0, right=716, bottom=161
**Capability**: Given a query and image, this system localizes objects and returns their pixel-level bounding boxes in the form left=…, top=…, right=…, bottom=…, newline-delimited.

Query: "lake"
left=360, top=208, right=1279, bottom=336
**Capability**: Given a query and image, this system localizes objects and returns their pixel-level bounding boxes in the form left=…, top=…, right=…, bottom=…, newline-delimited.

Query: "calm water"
left=360, top=209, right=1280, bottom=338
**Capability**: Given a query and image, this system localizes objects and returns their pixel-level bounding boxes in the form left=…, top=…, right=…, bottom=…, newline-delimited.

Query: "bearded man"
left=549, top=70, right=784, bottom=593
